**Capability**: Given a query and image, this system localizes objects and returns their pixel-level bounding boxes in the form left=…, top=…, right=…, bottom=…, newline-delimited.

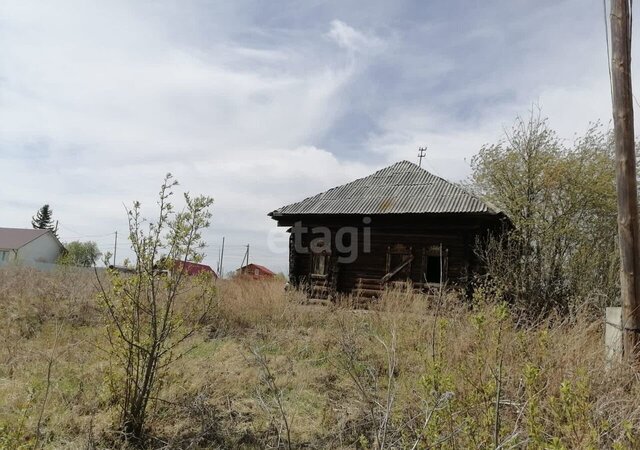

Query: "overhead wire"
left=58, top=224, right=118, bottom=239
left=604, top=0, right=614, bottom=104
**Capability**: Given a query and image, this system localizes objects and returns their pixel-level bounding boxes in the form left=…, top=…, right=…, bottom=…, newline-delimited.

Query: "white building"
left=0, top=227, right=65, bottom=267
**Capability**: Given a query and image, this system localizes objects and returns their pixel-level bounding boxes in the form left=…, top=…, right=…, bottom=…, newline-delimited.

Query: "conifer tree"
left=31, top=204, right=58, bottom=237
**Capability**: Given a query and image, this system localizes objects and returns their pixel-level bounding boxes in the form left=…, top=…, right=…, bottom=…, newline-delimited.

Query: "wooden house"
left=237, top=263, right=276, bottom=280
left=268, top=160, right=508, bottom=299
left=174, top=260, right=218, bottom=278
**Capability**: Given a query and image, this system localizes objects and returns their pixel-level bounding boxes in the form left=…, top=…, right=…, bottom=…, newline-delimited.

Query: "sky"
left=0, top=0, right=631, bottom=274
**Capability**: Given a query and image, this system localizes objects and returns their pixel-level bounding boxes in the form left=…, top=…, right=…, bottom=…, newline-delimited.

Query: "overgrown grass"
left=1, top=266, right=639, bottom=449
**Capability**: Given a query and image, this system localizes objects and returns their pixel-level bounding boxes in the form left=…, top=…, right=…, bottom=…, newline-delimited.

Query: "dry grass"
left=1, top=266, right=640, bottom=449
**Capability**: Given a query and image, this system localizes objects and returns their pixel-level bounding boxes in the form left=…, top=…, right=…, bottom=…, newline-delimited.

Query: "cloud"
left=326, top=19, right=384, bottom=54
left=0, top=1, right=378, bottom=273
left=0, top=0, right=630, bottom=275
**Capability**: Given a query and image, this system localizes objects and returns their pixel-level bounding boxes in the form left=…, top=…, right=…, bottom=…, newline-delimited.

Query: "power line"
left=604, top=0, right=614, bottom=102
left=58, top=224, right=117, bottom=239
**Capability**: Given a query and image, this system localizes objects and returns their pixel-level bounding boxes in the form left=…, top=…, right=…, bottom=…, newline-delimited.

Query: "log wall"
left=283, top=214, right=505, bottom=297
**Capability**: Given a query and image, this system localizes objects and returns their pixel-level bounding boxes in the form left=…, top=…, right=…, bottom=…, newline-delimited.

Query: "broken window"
left=312, top=253, right=328, bottom=275
left=424, top=245, right=448, bottom=284
left=384, top=244, right=413, bottom=282
left=311, top=240, right=329, bottom=276
left=425, top=255, right=441, bottom=283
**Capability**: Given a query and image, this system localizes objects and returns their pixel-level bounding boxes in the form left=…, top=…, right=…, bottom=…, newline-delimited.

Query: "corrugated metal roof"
left=269, top=160, right=498, bottom=216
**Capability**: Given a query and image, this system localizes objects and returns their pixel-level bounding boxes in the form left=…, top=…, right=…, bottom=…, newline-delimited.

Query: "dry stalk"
left=250, top=346, right=292, bottom=450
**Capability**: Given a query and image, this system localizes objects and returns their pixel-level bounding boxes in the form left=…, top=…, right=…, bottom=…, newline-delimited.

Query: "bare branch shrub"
left=96, top=173, right=215, bottom=444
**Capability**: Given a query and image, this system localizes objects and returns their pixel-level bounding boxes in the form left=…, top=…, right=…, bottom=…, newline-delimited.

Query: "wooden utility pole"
left=611, top=0, right=640, bottom=360
left=113, top=231, right=118, bottom=267
left=239, top=244, right=250, bottom=274
left=219, top=237, right=225, bottom=279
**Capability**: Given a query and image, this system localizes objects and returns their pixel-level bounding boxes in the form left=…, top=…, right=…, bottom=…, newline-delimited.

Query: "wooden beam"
left=611, top=0, right=640, bottom=360
left=381, top=255, right=414, bottom=284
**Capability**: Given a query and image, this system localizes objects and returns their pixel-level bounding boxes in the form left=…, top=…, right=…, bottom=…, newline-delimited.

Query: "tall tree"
left=31, top=204, right=58, bottom=237
left=471, top=112, right=619, bottom=316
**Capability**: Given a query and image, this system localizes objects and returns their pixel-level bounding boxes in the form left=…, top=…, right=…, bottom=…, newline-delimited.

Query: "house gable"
left=0, top=228, right=65, bottom=265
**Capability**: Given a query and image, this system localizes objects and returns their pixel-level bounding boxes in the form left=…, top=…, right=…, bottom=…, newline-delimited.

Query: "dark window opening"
left=426, top=255, right=441, bottom=283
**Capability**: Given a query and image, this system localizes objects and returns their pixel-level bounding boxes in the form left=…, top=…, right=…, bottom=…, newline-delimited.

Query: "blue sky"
left=0, top=0, right=628, bottom=273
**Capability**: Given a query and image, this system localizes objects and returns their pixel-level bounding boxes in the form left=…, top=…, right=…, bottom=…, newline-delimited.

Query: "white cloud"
left=0, top=1, right=381, bottom=273
left=0, top=0, right=631, bottom=275
left=326, top=19, right=384, bottom=54
left=366, top=74, right=616, bottom=184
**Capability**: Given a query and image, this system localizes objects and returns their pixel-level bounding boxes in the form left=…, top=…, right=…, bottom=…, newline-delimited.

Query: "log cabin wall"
left=287, top=214, right=503, bottom=296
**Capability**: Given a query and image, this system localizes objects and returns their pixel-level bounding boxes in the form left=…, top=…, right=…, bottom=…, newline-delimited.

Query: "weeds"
left=2, top=269, right=640, bottom=449
left=250, top=346, right=292, bottom=450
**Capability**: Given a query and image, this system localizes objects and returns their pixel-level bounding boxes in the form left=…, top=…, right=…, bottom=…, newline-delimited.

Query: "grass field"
left=1, top=266, right=639, bottom=449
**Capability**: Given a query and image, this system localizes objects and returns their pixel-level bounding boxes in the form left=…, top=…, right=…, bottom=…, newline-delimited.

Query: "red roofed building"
left=237, top=263, right=275, bottom=280
left=174, top=260, right=218, bottom=278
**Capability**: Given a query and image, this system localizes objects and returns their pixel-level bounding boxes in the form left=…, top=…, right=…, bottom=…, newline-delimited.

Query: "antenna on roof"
left=417, top=146, right=427, bottom=167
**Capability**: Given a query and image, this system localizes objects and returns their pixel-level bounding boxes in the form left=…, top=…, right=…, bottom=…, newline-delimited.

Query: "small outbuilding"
left=0, top=227, right=65, bottom=268
left=151, top=258, right=218, bottom=278
left=237, top=263, right=276, bottom=280
left=174, top=260, right=218, bottom=278
left=269, top=160, right=508, bottom=299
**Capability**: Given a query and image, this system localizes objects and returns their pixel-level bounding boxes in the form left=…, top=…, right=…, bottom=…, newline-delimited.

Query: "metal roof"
left=0, top=227, right=52, bottom=250
left=269, top=160, right=499, bottom=216
left=238, top=263, right=275, bottom=275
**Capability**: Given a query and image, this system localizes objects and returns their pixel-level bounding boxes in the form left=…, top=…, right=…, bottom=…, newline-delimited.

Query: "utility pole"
left=610, top=0, right=640, bottom=360
left=240, top=244, right=250, bottom=274
left=113, top=231, right=118, bottom=267
left=219, top=236, right=225, bottom=279
left=418, top=146, right=427, bottom=167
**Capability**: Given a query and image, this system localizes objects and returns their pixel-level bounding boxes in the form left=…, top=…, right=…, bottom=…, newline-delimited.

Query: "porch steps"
left=352, top=278, right=439, bottom=299
left=353, top=277, right=383, bottom=299
left=310, top=277, right=330, bottom=299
